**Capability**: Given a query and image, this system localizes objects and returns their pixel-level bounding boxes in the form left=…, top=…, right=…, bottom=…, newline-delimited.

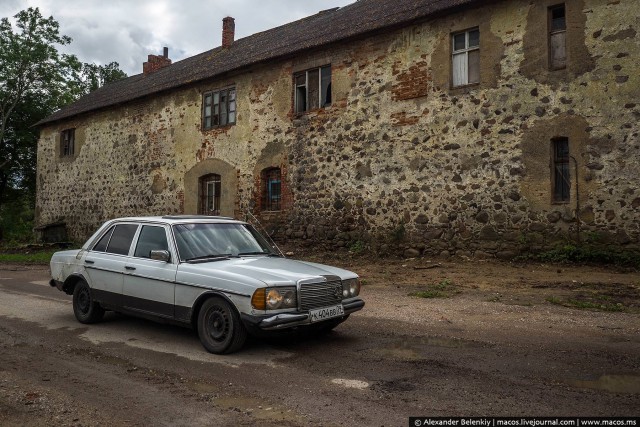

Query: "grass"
left=0, top=251, right=56, bottom=264
left=519, top=244, right=640, bottom=268
left=409, top=278, right=459, bottom=299
left=546, top=296, right=627, bottom=312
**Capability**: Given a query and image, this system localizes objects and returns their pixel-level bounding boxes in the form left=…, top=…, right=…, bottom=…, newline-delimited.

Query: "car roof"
left=110, top=215, right=246, bottom=225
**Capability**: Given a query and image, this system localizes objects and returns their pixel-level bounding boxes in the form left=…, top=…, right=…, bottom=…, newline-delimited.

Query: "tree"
left=0, top=7, right=126, bottom=240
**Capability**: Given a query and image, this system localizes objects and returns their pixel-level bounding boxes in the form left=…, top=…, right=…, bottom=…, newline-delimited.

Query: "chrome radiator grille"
left=300, top=280, right=343, bottom=311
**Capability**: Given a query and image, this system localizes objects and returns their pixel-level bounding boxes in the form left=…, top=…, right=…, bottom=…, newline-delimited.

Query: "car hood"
left=176, top=256, right=356, bottom=294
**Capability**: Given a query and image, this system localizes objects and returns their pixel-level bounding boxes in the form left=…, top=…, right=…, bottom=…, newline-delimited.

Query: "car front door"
left=122, top=224, right=177, bottom=318
left=84, top=223, right=139, bottom=309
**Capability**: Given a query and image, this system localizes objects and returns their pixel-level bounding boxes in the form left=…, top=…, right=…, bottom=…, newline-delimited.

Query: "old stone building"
left=36, top=0, right=640, bottom=257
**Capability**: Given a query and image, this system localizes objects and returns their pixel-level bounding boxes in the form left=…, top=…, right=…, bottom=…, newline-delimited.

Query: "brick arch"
left=252, top=141, right=292, bottom=213
left=184, top=158, right=238, bottom=217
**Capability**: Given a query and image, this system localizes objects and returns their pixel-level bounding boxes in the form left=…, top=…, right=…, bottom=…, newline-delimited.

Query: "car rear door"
left=122, top=224, right=177, bottom=318
left=84, top=223, right=140, bottom=309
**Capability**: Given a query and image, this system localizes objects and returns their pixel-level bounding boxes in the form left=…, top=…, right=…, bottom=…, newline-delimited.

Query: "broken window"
left=61, top=128, right=75, bottom=157
left=203, top=87, right=236, bottom=129
left=452, top=28, right=480, bottom=87
left=552, top=138, right=570, bottom=202
left=294, top=65, right=331, bottom=113
left=262, top=168, right=281, bottom=211
left=549, top=5, right=567, bottom=70
left=199, top=174, right=221, bottom=215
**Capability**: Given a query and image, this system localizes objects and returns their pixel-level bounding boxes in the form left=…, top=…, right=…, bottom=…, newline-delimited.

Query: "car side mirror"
left=150, top=250, right=171, bottom=263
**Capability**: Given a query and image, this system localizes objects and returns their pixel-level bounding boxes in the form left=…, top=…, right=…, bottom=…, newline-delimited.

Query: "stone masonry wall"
left=37, top=0, right=640, bottom=257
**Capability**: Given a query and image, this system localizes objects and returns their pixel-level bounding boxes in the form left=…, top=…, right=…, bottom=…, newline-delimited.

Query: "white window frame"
left=452, top=28, right=480, bottom=87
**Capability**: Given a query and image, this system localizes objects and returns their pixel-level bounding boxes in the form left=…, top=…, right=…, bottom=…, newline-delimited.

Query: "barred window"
left=199, top=174, right=221, bottom=215
left=262, top=168, right=281, bottom=211
left=552, top=138, right=570, bottom=202
left=61, top=128, right=75, bottom=157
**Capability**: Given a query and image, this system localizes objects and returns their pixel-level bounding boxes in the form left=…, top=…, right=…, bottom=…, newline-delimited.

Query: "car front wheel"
left=197, top=297, right=247, bottom=354
left=72, top=279, right=105, bottom=324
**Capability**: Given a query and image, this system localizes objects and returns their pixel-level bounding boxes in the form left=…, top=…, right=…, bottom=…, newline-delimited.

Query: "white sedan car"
left=50, top=216, right=364, bottom=354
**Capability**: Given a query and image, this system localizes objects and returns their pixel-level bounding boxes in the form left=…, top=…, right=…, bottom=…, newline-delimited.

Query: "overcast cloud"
left=0, top=0, right=354, bottom=75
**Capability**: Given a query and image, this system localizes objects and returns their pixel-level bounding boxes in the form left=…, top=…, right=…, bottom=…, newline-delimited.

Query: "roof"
left=38, top=0, right=478, bottom=126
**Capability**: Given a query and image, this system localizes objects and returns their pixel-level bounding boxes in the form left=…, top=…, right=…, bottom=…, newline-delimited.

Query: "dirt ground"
left=0, top=253, right=638, bottom=426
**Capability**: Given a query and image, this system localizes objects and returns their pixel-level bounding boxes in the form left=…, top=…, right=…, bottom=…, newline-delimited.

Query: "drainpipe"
left=570, top=155, right=580, bottom=244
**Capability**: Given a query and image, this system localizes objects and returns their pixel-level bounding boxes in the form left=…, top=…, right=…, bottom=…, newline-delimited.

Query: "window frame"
left=293, top=65, right=332, bottom=114
left=548, top=4, right=567, bottom=71
left=552, top=137, right=571, bottom=203
left=60, top=128, right=75, bottom=157
left=202, top=86, right=236, bottom=130
left=199, top=173, right=222, bottom=215
left=451, top=28, right=480, bottom=88
left=262, top=167, right=282, bottom=212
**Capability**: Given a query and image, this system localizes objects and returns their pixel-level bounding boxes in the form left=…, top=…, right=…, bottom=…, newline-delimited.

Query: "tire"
left=72, top=279, right=105, bottom=324
left=197, top=297, right=247, bottom=354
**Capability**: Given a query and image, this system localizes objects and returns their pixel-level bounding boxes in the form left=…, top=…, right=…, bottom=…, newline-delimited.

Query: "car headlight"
left=342, top=278, right=360, bottom=298
left=251, top=287, right=297, bottom=310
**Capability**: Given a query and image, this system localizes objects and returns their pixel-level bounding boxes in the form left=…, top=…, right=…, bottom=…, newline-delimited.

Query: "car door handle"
left=84, top=260, right=95, bottom=264
left=125, top=266, right=136, bottom=271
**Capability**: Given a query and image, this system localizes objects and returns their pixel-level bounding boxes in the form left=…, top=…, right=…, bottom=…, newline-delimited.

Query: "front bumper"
left=241, top=298, right=365, bottom=331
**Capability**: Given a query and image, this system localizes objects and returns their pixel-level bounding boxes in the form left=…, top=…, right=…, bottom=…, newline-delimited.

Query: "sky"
left=0, top=0, right=355, bottom=76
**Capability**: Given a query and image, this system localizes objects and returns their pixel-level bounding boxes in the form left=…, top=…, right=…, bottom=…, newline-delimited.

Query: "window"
left=106, top=224, right=139, bottom=255
left=61, top=128, right=75, bottom=157
left=262, top=168, right=281, bottom=211
left=549, top=5, right=567, bottom=70
left=452, top=28, right=480, bottom=87
left=92, top=226, right=115, bottom=252
left=203, top=87, right=236, bottom=129
left=134, top=225, right=169, bottom=259
left=294, top=65, right=331, bottom=113
left=552, top=138, right=570, bottom=202
left=199, top=174, right=221, bottom=215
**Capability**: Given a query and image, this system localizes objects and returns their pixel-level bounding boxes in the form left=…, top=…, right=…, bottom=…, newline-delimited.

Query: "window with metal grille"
left=549, top=4, right=567, bottom=70
left=262, top=168, right=281, bottom=211
left=294, top=65, right=331, bottom=113
left=61, top=128, right=75, bottom=157
left=203, top=87, right=236, bottom=129
left=199, top=174, right=221, bottom=215
left=452, top=28, right=480, bottom=87
left=552, top=138, right=570, bottom=202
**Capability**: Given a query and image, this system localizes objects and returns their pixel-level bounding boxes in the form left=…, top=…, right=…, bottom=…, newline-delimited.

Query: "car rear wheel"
left=197, top=297, right=247, bottom=354
left=72, top=279, right=105, bottom=324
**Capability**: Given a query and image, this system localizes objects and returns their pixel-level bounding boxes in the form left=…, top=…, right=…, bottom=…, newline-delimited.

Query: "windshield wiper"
left=185, top=254, right=233, bottom=263
left=237, top=251, right=281, bottom=257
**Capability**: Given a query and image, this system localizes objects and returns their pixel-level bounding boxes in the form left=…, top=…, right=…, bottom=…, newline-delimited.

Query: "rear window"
left=105, top=224, right=139, bottom=256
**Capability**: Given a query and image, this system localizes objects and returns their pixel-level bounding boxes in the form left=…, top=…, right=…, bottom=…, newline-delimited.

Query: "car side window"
left=105, top=224, right=139, bottom=256
left=92, top=226, right=115, bottom=252
left=134, top=225, right=169, bottom=259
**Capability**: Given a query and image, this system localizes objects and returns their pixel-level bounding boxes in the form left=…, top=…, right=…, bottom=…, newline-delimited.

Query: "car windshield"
left=173, top=223, right=277, bottom=262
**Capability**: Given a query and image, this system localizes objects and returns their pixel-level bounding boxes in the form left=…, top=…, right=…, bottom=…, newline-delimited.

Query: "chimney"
left=222, top=17, right=235, bottom=48
left=143, top=47, right=172, bottom=75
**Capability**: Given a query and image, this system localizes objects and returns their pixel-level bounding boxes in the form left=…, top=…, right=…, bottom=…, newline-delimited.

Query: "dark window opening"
left=262, top=168, right=282, bottom=211
left=552, top=138, right=570, bottom=202
left=203, top=87, right=236, bottom=129
left=92, top=226, right=115, bottom=252
left=199, top=174, right=221, bottom=215
left=549, top=4, right=567, bottom=70
left=61, top=128, right=75, bottom=157
left=294, top=65, right=331, bottom=113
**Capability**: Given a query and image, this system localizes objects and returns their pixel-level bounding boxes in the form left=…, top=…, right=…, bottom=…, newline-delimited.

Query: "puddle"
left=331, top=378, right=370, bottom=389
left=566, top=375, right=640, bottom=394
left=214, top=396, right=302, bottom=423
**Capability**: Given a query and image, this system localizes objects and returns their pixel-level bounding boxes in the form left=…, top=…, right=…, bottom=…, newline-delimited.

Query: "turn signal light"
left=251, top=288, right=265, bottom=310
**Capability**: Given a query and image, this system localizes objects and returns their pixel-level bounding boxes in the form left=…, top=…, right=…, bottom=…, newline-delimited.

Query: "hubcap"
left=207, top=308, right=229, bottom=341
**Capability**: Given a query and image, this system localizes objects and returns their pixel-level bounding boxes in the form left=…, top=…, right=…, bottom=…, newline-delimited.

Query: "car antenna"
left=244, top=202, right=285, bottom=257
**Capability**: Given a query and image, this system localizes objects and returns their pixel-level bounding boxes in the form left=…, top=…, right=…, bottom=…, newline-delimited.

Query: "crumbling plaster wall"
left=36, top=0, right=640, bottom=256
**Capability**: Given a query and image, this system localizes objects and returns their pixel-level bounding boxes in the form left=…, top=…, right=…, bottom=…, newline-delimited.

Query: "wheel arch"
left=63, top=273, right=88, bottom=295
left=190, top=291, right=240, bottom=328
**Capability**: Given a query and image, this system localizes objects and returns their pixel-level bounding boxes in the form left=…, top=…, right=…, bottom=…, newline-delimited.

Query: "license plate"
left=309, top=305, right=345, bottom=323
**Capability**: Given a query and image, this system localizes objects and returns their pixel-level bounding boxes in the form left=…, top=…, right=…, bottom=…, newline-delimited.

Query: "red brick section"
left=222, top=17, right=235, bottom=48
left=392, top=59, right=431, bottom=101
left=143, top=54, right=172, bottom=75
left=252, top=163, right=293, bottom=215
